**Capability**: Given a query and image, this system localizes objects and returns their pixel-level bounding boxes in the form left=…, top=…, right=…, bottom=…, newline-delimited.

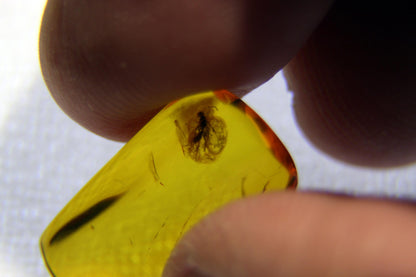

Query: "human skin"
left=39, top=0, right=416, bottom=276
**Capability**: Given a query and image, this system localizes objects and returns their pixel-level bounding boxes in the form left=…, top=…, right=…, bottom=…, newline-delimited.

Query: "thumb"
left=163, top=191, right=416, bottom=276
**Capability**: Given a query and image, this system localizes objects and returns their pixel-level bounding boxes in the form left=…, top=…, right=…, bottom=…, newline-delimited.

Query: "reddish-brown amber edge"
left=214, top=90, right=297, bottom=188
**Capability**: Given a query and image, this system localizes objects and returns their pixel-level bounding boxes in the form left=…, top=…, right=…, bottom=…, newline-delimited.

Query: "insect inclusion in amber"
left=40, top=90, right=297, bottom=277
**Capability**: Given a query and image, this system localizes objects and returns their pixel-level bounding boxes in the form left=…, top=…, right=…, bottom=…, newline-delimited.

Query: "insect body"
left=176, top=106, right=227, bottom=163
left=192, top=112, right=208, bottom=143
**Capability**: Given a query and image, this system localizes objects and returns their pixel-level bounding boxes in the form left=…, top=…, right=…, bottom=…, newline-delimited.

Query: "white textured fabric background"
left=1, top=1, right=415, bottom=276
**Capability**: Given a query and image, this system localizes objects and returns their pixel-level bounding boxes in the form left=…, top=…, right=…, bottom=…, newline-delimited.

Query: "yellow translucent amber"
left=40, top=90, right=297, bottom=277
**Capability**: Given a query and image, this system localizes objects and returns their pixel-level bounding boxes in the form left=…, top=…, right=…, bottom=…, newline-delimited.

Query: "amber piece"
left=40, top=90, right=297, bottom=277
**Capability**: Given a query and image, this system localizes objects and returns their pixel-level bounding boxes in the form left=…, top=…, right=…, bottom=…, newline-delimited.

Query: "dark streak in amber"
left=262, top=181, right=270, bottom=193
left=147, top=219, right=168, bottom=254
left=150, top=153, right=165, bottom=186
left=241, top=177, right=247, bottom=197
left=152, top=221, right=166, bottom=241
left=178, top=213, right=192, bottom=240
left=49, top=194, right=123, bottom=246
left=176, top=199, right=203, bottom=244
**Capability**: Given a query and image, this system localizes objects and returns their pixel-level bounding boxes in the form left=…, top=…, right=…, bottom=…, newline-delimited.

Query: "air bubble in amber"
left=40, top=90, right=297, bottom=277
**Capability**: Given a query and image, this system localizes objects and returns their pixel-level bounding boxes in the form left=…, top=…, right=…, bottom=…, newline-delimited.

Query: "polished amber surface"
left=40, top=90, right=297, bottom=277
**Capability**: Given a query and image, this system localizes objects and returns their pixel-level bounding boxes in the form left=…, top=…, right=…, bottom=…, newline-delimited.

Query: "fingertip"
left=39, top=0, right=332, bottom=141
left=284, top=1, right=416, bottom=167
left=163, top=192, right=416, bottom=277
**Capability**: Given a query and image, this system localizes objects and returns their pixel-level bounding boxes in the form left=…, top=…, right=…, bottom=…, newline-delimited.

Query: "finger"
left=283, top=1, right=416, bottom=167
left=39, top=0, right=333, bottom=141
left=163, top=191, right=416, bottom=277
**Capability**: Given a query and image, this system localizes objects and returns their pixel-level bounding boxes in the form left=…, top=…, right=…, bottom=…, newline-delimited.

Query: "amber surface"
left=40, top=90, right=297, bottom=277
